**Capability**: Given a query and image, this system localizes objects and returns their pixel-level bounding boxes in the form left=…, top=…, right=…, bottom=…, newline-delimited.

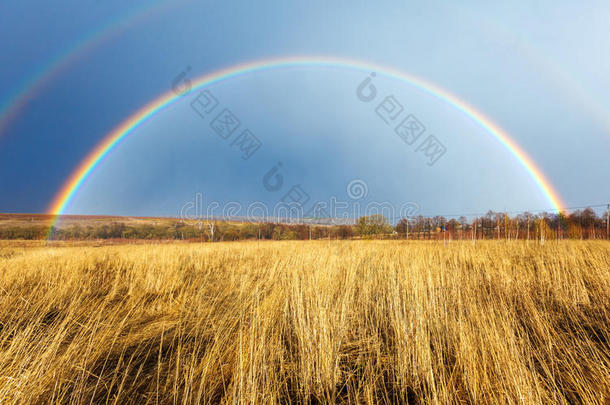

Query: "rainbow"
left=0, top=0, right=177, bottom=137
left=479, top=20, right=610, bottom=139
left=47, top=56, right=566, bottom=221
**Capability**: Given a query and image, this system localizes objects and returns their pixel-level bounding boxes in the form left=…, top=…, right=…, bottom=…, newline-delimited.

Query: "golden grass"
left=0, top=240, right=608, bottom=404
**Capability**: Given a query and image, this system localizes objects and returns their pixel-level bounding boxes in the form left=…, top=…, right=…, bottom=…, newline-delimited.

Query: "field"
left=0, top=240, right=608, bottom=404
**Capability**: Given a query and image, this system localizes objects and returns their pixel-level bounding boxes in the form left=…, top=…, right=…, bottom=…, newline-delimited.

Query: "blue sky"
left=0, top=0, right=608, bottom=218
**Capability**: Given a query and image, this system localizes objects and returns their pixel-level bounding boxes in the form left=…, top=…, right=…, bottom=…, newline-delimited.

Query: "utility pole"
left=473, top=219, right=476, bottom=245
left=607, top=204, right=609, bottom=240
left=527, top=214, right=530, bottom=245
left=406, top=219, right=409, bottom=240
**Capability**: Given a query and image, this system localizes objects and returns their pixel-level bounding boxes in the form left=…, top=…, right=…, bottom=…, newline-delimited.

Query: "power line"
left=176, top=202, right=609, bottom=226
left=388, top=203, right=609, bottom=221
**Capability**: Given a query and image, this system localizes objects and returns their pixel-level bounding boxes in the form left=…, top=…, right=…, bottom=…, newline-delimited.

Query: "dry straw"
left=0, top=240, right=608, bottom=403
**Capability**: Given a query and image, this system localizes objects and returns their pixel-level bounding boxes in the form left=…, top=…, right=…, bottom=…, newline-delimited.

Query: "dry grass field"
left=0, top=240, right=608, bottom=404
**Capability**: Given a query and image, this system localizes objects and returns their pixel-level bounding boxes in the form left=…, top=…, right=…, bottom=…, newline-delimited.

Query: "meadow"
left=0, top=240, right=608, bottom=404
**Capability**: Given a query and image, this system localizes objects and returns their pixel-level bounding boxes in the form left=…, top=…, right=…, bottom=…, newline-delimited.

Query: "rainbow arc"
left=47, top=56, right=566, bottom=221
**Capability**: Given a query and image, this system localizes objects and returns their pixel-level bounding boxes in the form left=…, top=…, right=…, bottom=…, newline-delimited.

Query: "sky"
left=0, top=0, right=608, bottom=220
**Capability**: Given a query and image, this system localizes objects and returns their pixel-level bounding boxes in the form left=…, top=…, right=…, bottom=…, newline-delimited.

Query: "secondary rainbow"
left=47, top=56, right=566, bottom=218
left=0, top=0, right=177, bottom=137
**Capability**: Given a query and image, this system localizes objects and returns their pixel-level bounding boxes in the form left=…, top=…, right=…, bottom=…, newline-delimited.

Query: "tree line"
left=0, top=207, right=608, bottom=241
left=396, top=208, right=609, bottom=241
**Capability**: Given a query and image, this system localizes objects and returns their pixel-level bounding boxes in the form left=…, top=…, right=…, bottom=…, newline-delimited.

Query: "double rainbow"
left=47, top=56, right=566, bottom=218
